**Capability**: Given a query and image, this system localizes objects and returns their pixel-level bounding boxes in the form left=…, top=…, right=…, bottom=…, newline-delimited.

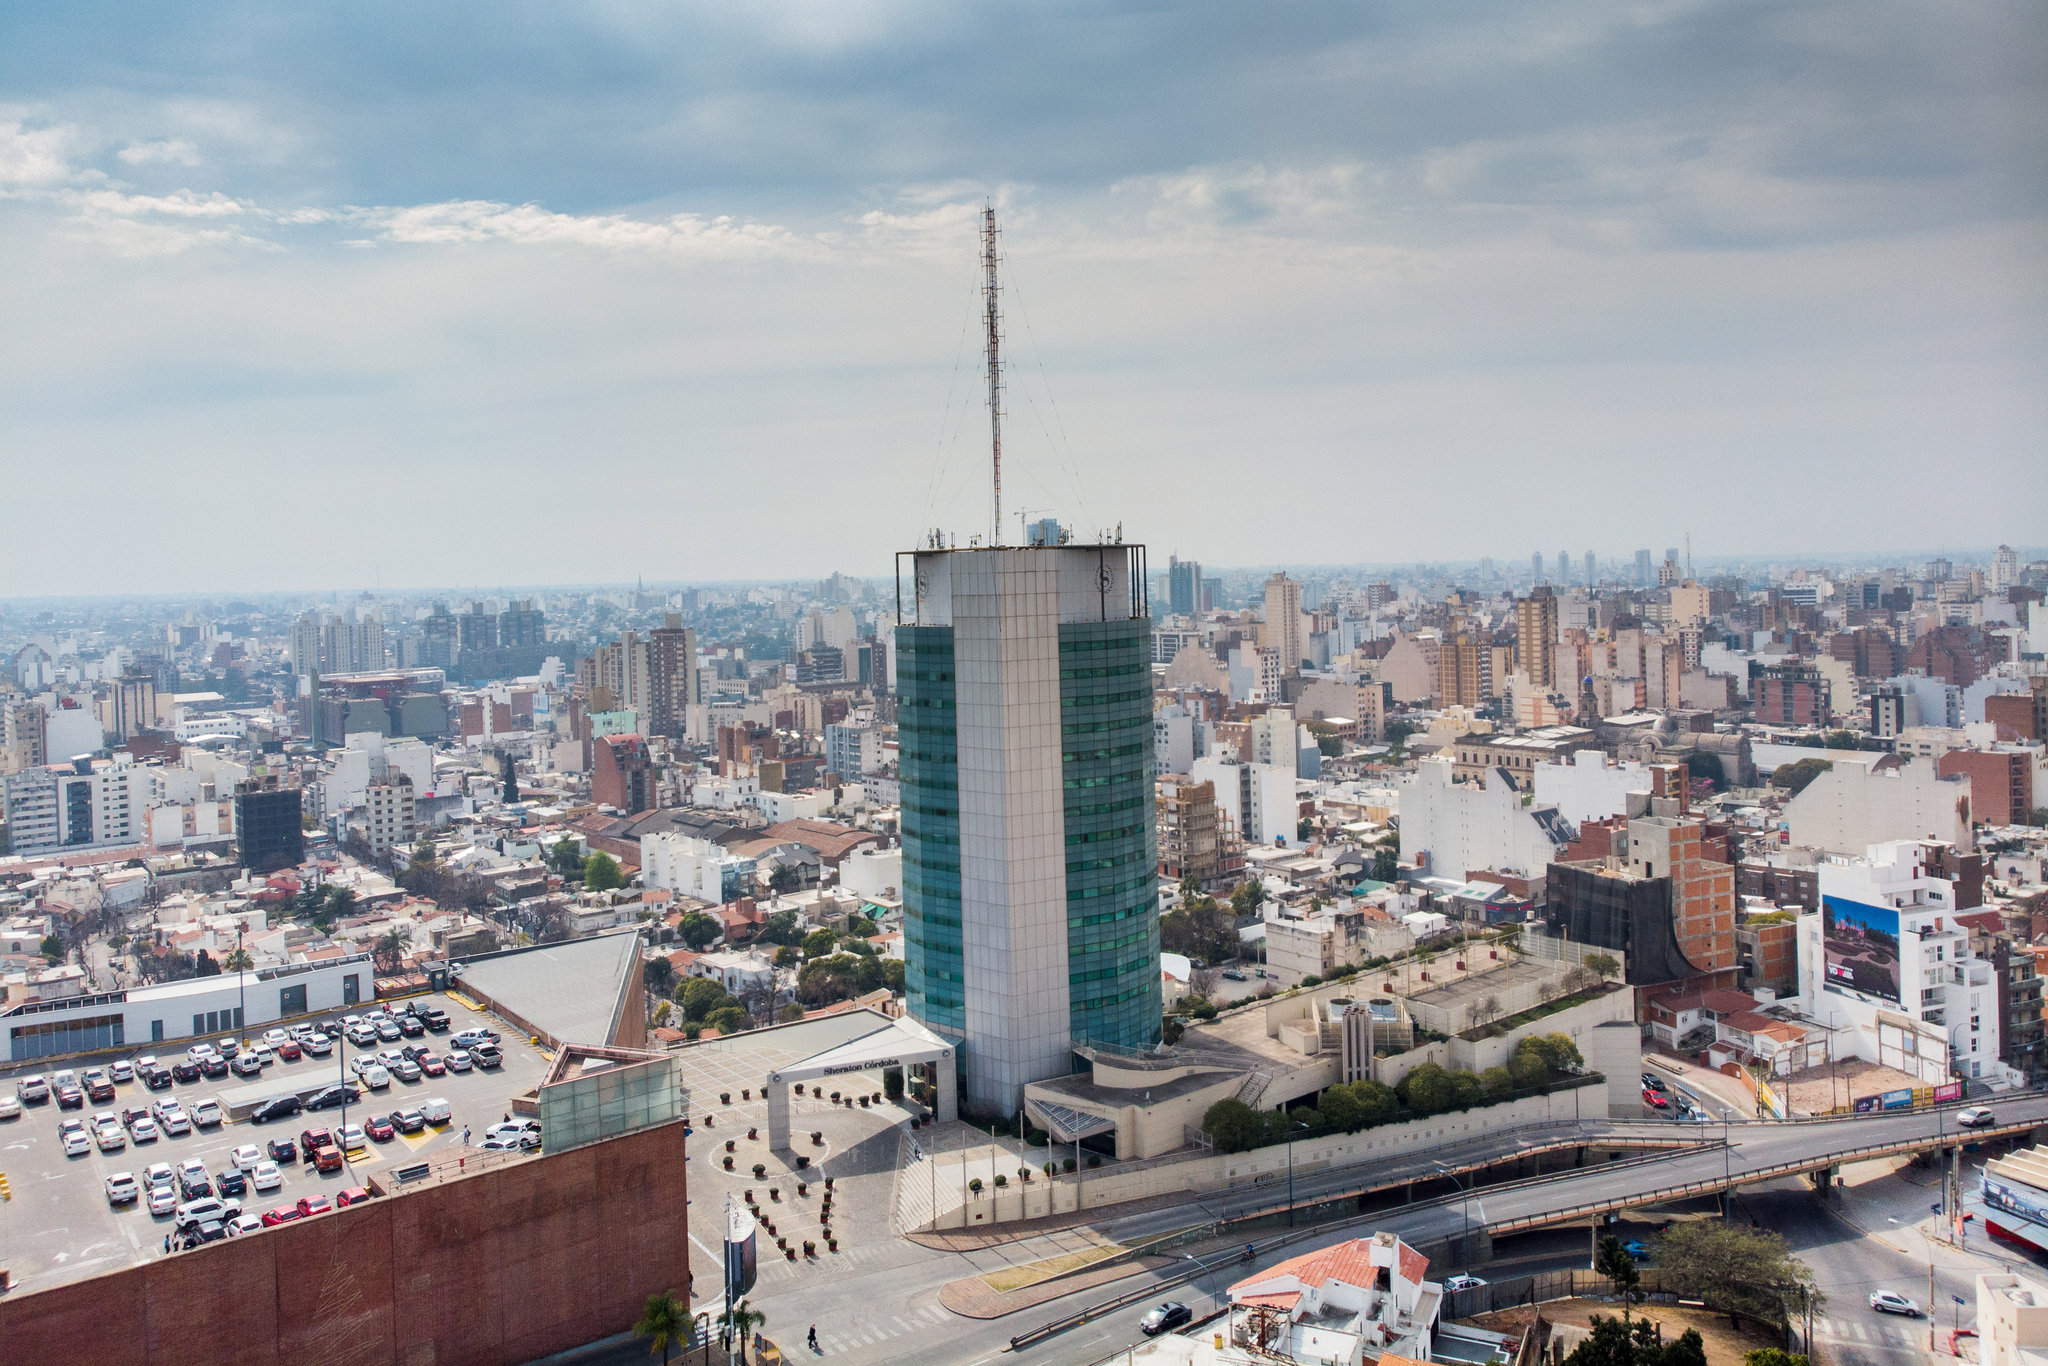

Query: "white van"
left=359, top=1064, right=392, bottom=1090
left=419, top=1097, right=452, bottom=1126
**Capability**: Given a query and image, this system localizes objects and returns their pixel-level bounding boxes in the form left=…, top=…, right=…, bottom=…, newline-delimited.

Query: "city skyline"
left=4, top=3, right=2044, bottom=596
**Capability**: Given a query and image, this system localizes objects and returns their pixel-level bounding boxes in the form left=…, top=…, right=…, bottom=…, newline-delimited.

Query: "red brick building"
left=591, top=733, right=654, bottom=814
left=1938, top=748, right=2035, bottom=827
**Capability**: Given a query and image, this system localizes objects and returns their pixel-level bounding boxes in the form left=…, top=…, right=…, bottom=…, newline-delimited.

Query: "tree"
left=222, top=948, right=254, bottom=972
left=773, top=944, right=800, bottom=968
left=1685, top=750, right=1723, bottom=791
left=779, top=1003, right=806, bottom=1023
left=1653, top=1221, right=1821, bottom=1324
left=500, top=752, right=520, bottom=804
left=633, top=1289, right=689, bottom=1366
left=643, top=956, right=677, bottom=997
left=1595, top=1235, right=1644, bottom=1323
left=1823, top=730, right=1862, bottom=750
left=706, top=1005, right=750, bottom=1035
left=768, top=863, right=802, bottom=894
left=549, top=837, right=585, bottom=878
left=679, top=976, right=736, bottom=1022
left=193, top=950, right=222, bottom=977
left=756, top=910, right=803, bottom=947
left=38, top=935, right=64, bottom=964
left=844, top=914, right=880, bottom=938
left=802, top=927, right=839, bottom=960
left=1230, top=880, right=1267, bottom=918
left=372, top=928, right=408, bottom=974
left=677, top=912, right=721, bottom=951
left=1160, top=896, right=1237, bottom=964
left=1584, top=951, right=1621, bottom=982
left=717, top=1300, right=767, bottom=1366
left=1481, top=1065, right=1515, bottom=1098
left=1744, top=1351, right=1809, bottom=1366
left=584, top=852, right=625, bottom=892
left=1201, top=1098, right=1268, bottom=1153
left=1318, top=1079, right=1397, bottom=1132
left=1773, top=757, right=1833, bottom=796
left=1562, top=1316, right=1707, bottom=1366
left=1372, top=845, right=1400, bottom=882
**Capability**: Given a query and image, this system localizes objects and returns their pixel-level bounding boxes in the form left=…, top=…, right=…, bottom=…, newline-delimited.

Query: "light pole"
left=236, top=922, right=247, bottom=1048
left=1183, top=1252, right=1223, bottom=1312
left=1435, top=1161, right=1471, bottom=1274
left=1720, top=1107, right=1733, bottom=1223
left=1284, top=1119, right=1310, bottom=1227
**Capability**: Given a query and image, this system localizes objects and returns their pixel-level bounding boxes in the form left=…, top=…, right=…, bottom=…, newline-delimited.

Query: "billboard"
left=1822, top=895, right=1901, bottom=1004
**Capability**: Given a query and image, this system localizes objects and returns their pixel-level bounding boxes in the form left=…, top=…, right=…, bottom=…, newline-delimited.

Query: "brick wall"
left=0, top=1118, right=691, bottom=1366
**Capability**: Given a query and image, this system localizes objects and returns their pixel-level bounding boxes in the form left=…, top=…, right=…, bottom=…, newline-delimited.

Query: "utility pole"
left=982, top=204, right=1004, bottom=547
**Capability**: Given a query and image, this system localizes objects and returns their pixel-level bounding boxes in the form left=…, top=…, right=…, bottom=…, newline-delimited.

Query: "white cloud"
left=354, top=199, right=811, bottom=259
left=116, top=138, right=201, bottom=167
left=0, top=118, right=86, bottom=192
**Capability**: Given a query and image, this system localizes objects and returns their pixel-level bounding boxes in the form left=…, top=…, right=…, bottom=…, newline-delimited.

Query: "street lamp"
left=1435, top=1161, right=1472, bottom=1274
left=1183, top=1252, right=1224, bottom=1312
left=1285, top=1118, right=1311, bottom=1227
left=1720, top=1107, right=1733, bottom=1223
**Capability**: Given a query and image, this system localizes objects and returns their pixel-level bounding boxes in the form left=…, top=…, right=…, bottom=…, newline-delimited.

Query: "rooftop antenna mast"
left=982, top=203, right=1004, bottom=547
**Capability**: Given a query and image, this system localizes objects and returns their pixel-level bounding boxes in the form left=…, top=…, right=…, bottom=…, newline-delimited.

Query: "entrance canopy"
left=762, top=1013, right=957, bottom=1150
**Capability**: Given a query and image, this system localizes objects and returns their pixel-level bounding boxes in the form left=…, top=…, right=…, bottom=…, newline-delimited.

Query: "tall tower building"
left=1531, top=552, right=1545, bottom=585
left=899, top=542, right=1159, bottom=1115
left=1167, top=556, right=1203, bottom=617
left=289, top=612, right=323, bottom=677
left=648, top=615, right=699, bottom=737
left=1262, top=572, right=1305, bottom=673
left=1516, top=587, right=1559, bottom=691
left=1584, top=552, right=1596, bottom=587
left=1558, top=550, right=1572, bottom=587
left=1634, top=549, right=1653, bottom=587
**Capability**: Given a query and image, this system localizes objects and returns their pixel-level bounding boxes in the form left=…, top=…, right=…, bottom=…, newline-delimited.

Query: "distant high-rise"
left=1531, top=552, right=1544, bottom=584
left=1992, top=545, right=2019, bottom=591
left=1167, top=556, right=1203, bottom=617
left=289, top=612, right=323, bottom=676
left=421, top=603, right=458, bottom=670
left=1262, top=572, right=1306, bottom=672
left=458, top=602, right=499, bottom=654
left=648, top=614, right=699, bottom=736
left=1584, top=552, right=1597, bottom=587
left=1558, top=550, right=1572, bottom=586
left=899, top=540, right=1158, bottom=1115
left=1635, top=549, right=1653, bottom=587
left=234, top=775, right=304, bottom=874
left=498, top=599, right=545, bottom=651
left=1665, top=547, right=1680, bottom=569
left=1516, top=588, right=1559, bottom=691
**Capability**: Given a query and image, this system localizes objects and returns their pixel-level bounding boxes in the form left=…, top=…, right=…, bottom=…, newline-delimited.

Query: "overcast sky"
left=3, top=1, right=2044, bottom=596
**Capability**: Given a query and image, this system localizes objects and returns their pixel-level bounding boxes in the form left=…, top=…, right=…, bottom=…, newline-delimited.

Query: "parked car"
left=298, top=1128, right=335, bottom=1161
left=215, top=1038, right=239, bottom=1059
left=363, top=1114, right=396, bottom=1142
left=374, top=1020, right=402, bottom=1043
left=231, top=1053, right=264, bottom=1078
left=198, top=1055, right=229, bottom=1080
left=1641, top=1072, right=1667, bottom=1093
left=1621, top=1240, right=1650, bottom=1262
left=1641, top=1088, right=1669, bottom=1109
left=296, top=1194, right=334, bottom=1218
left=250, top=1095, right=304, bottom=1125
left=419, top=1097, right=452, bottom=1126
left=275, top=1039, right=302, bottom=1061
left=266, top=1137, right=298, bottom=1165
left=336, top=1186, right=374, bottom=1207
left=443, top=1050, right=473, bottom=1073
left=392, top=1109, right=426, bottom=1134
left=147, top=1183, right=180, bottom=1216
left=311, top=1143, right=343, bottom=1173
left=171, top=1060, right=201, bottom=1084
left=252, top=1162, right=283, bottom=1193
left=345, top=1025, right=378, bottom=1048
left=109, top=1060, right=135, bottom=1083
left=93, top=1117, right=127, bottom=1152
left=226, top=1215, right=263, bottom=1237
left=1140, top=1303, right=1193, bottom=1337
left=153, top=1099, right=192, bottom=1135
left=300, top=1034, right=332, bottom=1058
left=60, top=1124, right=92, bottom=1157
left=389, top=1058, right=422, bottom=1083
left=260, top=1204, right=303, bottom=1228
left=83, top=1070, right=116, bottom=1103
left=397, top=1015, right=425, bottom=1038
left=177, top=1159, right=213, bottom=1200
left=418, top=1053, right=445, bottom=1077
left=1443, top=1274, right=1488, bottom=1292
left=144, top=1161, right=175, bottom=1191
left=359, top=1064, right=392, bottom=1090
left=54, top=1083, right=86, bottom=1110
left=0, top=1095, right=20, bottom=1121
left=191, top=1099, right=223, bottom=1127
left=264, top=1029, right=291, bottom=1047
left=173, top=1196, right=243, bottom=1231
left=337, top=1123, right=366, bottom=1150
left=1870, top=1292, right=1922, bottom=1317
left=215, top=1167, right=247, bottom=1198
left=469, top=1045, right=502, bottom=1069
left=232, top=1143, right=264, bottom=1170
left=1221, top=969, right=1248, bottom=982
left=16, top=1075, right=50, bottom=1104
left=304, top=1084, right=359, bottom=1111
left=1959, top=1106, right=1997, bottom=1128
left=140, top=1065, right=174, bottom=1091
left=130, top=1115, right=161, bottom=1144
left=105, top=1172, right=141, bottom=1206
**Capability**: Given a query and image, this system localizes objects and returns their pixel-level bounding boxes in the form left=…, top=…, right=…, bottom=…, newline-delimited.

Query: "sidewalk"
left=938, top=1255, right=1176, bottom=1318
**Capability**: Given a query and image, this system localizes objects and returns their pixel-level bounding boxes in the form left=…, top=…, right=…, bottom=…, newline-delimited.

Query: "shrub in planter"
left=775, top=1235, right=786, bottom=1249
left=743, top=1189, right=754, bottom=1203
left=824, top=1175, right=835, bottom=1189
left=795, top=1155, right=810, bottom=1169
left=1062, top=1158, right=1076, bottom=1172
left=1087, top=1156, right=1101, bottom=1169
left=752, top=1163, right=767, bottom=1179
left=968, top=1178, right=983, bottom=1193
left=725, top=1139, right=736, bottom=1153
left=703, top=1114, right=714, bottom=1126
left=794, top=1083, right=805, bottom=1095
left=827, top=1237, right=838, bottom=1252
left=785, top=1248, right=796, bottom=1261
left=722, top=1155, right=734, bottom=1170
left=830, top=1091, right=841, bottom=1103
left=872, top=1092, right=882, bottom=1104
left=1044, top=1162, right=1057, bottom=1177
left=859, top=1096, right=870, bottom=1108
left=796, top=1182, right=808, bottom=1196
left=993, top=1174, right=1007, bottom=1188
left=747, top=1127, right=758, bottom=1140
left=769, top=1187, right=781, bottom=1202
left=742, top=1088, right=751, bottom=1101
left=1019, top=1167, right=1032, bottom=1182
left=720, top=1092, right=731, bottom=1105
left=811, top=1131, right=824, bottom=1145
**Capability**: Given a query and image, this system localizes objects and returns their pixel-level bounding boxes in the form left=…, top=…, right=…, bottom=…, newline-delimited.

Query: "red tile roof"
left=1229, top=1236, right=1387, bottom=1299
left=1398, top=1242, right=1429, bottom=1288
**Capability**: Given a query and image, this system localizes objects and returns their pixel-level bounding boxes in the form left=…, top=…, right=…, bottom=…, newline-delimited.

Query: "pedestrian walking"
left=808, top=1325, right=818, bottom=1352
left=460, top=1125, right=471, bottom=1146
left=163, top=1234, right=171, bottom=1254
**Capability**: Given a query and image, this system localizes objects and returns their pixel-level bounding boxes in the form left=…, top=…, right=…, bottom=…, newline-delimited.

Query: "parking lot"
left=0, top=991, right=552, bottom=1293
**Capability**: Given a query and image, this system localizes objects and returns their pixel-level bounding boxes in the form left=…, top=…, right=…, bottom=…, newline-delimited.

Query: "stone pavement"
left=938, top=1255, right=1175, bottom=1318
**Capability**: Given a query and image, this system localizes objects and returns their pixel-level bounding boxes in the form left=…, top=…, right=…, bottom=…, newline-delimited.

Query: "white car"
left=338, top=1123, right=367, bottom=1150
left=144, top=1161, right=175, bottom=1189
left=61, top=1125, right=93, bottom=1157
left=130, top=1116, right=160, bottom=1143
left=1443, top=1274, right=1488, bottom=1293
left=250, top=1043, right=276, bottom=1066
left=105, top=1172, right=141, bottom=1206
left=1871, top=1292, right=1922, bottom=1317
left=191, top=1099, right=223, bottom=1127
left=1959, top=1106, right=1996, bottom=1128
left=251, top=1161, right=282, bottom=1192
left=147, top=1184, right=180, bottom=1216
left=359, top=1064, right=392, bottom=1090
left=0, top=1095, right=20, bottom=1121
left=231, top=1144, right=264, bottom=1171
left=187, top=1044, right=218, bottom=1061
left=226, top=1214, right=263, bottom=1236
left=443, top=1050, right=472, bottom=1073
left=153, top=1100, right=192, bottom=1136
left=301, top=1034, right=333, bottom=1057
left=94, top=1119, right=127, bottom=1152
left=263, top=1029, right=291, bottom=1047
left=109, top=1060, right=135, bottom=1083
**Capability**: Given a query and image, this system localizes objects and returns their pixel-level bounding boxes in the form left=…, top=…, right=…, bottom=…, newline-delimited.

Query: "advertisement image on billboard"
left=1823, top=895, right=1901, bottom=1004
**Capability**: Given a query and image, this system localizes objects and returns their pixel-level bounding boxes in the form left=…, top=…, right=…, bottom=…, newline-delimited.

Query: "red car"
left=336, top=1186, right=373, bottom=1208
left=275, top=1039, right=302, bottom=1061
left=260, top=1204, right=304, bottom=1227
left=363, top=1115, right=396, bottom=1142
left=1642, top=1087, right=1670, bottom=1109
left=295, top=1195, right=333, bottom=1218
left=417, top=1054, right=445, bottom=1077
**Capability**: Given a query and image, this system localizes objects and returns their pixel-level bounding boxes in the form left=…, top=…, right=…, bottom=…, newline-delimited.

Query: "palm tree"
left=373, top=928, right=408, bottom=974
left=718, top=1300, right=767, bottom=1365
left=222, top=948, right=254, bottom=972
left=633, top=1289, right=688, bottom=1365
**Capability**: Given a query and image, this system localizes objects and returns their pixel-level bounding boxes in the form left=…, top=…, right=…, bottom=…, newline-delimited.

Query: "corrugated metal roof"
left=453, top=929, right=641, bottom=1048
